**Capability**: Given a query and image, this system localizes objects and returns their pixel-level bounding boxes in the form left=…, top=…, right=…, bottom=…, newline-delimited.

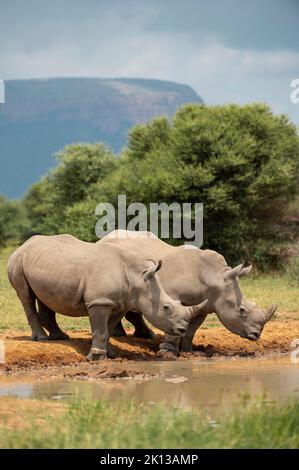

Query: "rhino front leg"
left=158, top=334, right=181, bottom=357
left=87, top=306, right=111, bottom=361
left=180, top=314, right=207, bottom=353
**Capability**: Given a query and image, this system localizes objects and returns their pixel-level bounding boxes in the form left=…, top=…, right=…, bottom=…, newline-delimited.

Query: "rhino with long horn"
left=99, top=230, right=278, bottom=354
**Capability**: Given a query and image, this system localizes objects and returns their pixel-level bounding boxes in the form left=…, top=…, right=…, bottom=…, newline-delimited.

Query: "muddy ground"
left=1, top=319, right=298, bottom=379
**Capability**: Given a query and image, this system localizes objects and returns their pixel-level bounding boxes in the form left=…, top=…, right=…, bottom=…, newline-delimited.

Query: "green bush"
left=23, top=143, right=117, bottom=238
left=0, top=195, right=29, bottom=248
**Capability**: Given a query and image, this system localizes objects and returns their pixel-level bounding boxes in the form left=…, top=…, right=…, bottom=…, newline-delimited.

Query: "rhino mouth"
left=239, top=332, right=260, bottom=341
left=246, top=332, right=260, bottom=341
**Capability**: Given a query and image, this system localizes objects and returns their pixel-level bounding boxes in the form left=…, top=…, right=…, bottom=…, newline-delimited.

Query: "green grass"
left=0, top=398, right=298, bottom=449
left=1, top=245, right=298, bottom=332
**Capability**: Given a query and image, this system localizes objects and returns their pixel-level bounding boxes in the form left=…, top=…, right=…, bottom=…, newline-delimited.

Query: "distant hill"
left=0, top=78, right=203, bottom=198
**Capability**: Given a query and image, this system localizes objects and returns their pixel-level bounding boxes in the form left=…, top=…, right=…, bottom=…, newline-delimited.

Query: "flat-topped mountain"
left=0, top=78, right=203, bottom=198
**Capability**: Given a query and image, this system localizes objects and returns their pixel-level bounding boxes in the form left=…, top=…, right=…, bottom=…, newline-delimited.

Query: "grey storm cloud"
left=0, top=0, right=299, bottom=125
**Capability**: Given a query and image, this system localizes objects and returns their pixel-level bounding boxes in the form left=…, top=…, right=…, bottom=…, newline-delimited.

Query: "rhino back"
left=18, top=235, right=134, bottom=316
left=100, top=231, right=228, bottom=306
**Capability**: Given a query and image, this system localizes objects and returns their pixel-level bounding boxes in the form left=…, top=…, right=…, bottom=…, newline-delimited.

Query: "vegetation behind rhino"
left=7, top=234, right=207, bottom=360
left=100, top=230, right=277, bottom=354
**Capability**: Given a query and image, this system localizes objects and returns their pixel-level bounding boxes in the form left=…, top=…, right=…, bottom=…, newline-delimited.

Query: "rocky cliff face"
left=0, top=78, right=203, bottom=197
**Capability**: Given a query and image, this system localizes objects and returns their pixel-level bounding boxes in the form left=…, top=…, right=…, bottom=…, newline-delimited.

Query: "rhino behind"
left=101, top=230, right=277, bottom=354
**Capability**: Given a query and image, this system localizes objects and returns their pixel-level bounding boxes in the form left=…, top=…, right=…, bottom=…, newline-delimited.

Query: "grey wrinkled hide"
left=7, top=234, right=207, bottom=360
left=100, top=230, right=277, bottom=353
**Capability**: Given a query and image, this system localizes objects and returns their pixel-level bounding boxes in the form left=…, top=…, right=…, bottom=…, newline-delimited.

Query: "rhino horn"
left=265, top=304, right=278, bottom=322
left=143, top=259, right=162, bottom=281
left=224, top=261, right=252, bottom=281
left=188, top=299, right=209, bottom=319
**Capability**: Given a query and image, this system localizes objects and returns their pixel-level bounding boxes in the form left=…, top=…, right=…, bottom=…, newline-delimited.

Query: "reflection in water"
left=0, top=356, right=298, bottom=414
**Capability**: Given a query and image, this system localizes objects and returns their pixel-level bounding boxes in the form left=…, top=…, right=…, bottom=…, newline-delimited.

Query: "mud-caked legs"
left=87, top=306, right=113, bottom=361
left=159, top=314, right=208, bottom=355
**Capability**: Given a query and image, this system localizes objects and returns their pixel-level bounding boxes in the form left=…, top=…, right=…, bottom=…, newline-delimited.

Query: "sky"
left=0, top=0, right=299, bottom=126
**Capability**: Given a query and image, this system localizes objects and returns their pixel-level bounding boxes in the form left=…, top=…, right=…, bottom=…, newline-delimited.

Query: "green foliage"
left=1, top=399, right=299, bottom=449
left=23, top=143, right=117, bottom=239
left=285, top=255, right=299, bottom=287
left=0, top=196, right=29, bottom=248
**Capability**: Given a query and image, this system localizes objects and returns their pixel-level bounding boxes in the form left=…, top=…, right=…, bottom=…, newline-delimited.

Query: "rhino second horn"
left=265, top=304, right=278, bottom=321
left=189, top=299, right=209, bottom=319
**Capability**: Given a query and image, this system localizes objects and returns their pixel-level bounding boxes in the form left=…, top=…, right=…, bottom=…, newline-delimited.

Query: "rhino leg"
left=125, top=311, right=156, bottom=339
left=17, top=283, right=48, bottom=341
left=180, top=314, right=207, bottom=353
left=37, top=300, right=69, bottom=340
left=112, top=320, right=127, bottom=337
left=158, top=334, right=180, bottom=357
left=87, top=306, right=112, bottom=361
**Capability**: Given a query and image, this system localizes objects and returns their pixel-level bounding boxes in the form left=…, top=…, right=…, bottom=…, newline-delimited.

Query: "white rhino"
left=100, top=230, right=277, bottom=354
left=7, top=234, right=207, bottom=360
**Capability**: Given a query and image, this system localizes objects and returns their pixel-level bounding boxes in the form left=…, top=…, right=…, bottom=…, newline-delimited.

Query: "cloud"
left=0, top=0, right=298, bottom=126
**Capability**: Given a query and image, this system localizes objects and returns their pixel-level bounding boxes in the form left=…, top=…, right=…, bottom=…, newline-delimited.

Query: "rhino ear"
left=143, top=259, right=162, bottom=281
left=224, top=261, right=252, bottom=281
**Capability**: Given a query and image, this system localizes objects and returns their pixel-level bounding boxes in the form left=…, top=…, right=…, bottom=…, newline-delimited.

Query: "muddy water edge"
left=0, top=355, right=298, bottom=417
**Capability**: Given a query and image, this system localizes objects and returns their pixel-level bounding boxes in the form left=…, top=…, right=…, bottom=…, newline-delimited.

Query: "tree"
left=23, top=143, right=117, bottom=237
left=0, top=196, right=29, bottom=248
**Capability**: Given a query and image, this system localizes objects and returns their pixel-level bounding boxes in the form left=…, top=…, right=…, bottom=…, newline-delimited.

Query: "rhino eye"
left=163, top=304, right=171, bottom=311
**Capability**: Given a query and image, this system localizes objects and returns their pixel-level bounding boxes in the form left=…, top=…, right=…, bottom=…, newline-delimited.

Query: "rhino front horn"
left=265, top=304, right=278, bottom=321
left=189, top=299, right=209, bottom=319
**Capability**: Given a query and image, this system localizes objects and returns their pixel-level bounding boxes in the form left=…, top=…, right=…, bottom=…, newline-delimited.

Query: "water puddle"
left=0, top=356, right=298, bottom=414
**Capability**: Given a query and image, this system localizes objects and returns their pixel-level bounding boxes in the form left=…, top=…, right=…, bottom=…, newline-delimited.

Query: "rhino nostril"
left=177, top=327, right=186, bottom=334
left=248, top=331, right=260, bottom=341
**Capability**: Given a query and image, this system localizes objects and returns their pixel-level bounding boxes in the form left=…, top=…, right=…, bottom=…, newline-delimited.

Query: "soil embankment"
left=1, top=319, right=298, bottom=378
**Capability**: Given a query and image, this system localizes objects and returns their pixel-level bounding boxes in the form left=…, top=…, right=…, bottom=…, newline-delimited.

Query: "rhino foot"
left=31, top=333, right=48, bottom=342
left=48, top=331, right=69, bottom=341
left=157, top=341, right=178, bottom=358
left=157, top=348, right=177, bottom=359
left=86, top=348, right=108, bottom=362
left=86, top=344, right=116, bottom=361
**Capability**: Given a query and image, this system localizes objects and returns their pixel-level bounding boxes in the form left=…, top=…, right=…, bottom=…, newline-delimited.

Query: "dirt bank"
left=1, top=319, right=298, bottom=378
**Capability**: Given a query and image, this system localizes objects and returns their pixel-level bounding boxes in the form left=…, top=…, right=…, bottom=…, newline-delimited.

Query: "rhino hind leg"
left=37, top=300, right=69, bottom=340
left=112, top=320, right=127, bottom=337
left=16, top=282, right=48, bottom=341
left=125, top=311, right=156, bottom=339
